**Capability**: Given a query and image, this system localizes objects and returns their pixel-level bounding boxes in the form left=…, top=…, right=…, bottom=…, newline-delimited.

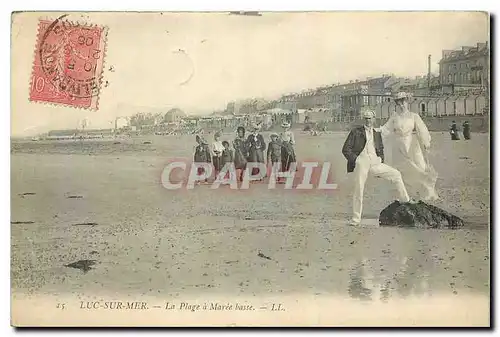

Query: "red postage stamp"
left=29, top=16, right=108, bottom=110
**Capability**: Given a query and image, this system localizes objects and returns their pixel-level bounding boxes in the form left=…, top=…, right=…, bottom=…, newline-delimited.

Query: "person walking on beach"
left=450, top=120, right=460, bottom=140
left=463, top=120, right=471, bottom=140
left=233, top=126, right=248, bottom=182
left=379, top=91, right=439, bottom=201
left=280, top=121, right=297, bottom=172
left=212, top=131, right=225, bottom=178
left=246, top=123, right=266, bottom=179
left=194, top=135, right=211, bottom=184
left=342, top=108, right=412, bottom=226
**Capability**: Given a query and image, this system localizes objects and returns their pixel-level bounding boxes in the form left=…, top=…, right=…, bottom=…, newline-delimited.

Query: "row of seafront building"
left=225, top=41, right=489, bottom=121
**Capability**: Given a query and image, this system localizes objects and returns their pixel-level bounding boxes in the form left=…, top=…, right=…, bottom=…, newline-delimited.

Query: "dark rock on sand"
left=257, top=252, right=272, bottom=260
left=64, top=260, right=97, bottom=273
left=379, top=201, right=465, bottom=229
left=72, top=222, right=98, bottom=227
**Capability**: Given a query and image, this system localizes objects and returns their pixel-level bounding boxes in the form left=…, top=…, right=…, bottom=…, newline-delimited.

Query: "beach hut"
left=409, top=98, right=420, bottom=113
left=465, top=95, right=475, bottom=115
left=445, top=96, right=459, bottom=116
left=436, top=97, right=447, bottom=116
left=427, top=98, right=439, bottom=117
left=295, top=109, right=307, bottom=123
left=416, top=98, right=431, bottom=116
left=454, top=96, right=467, bottom=116
left=475, top=95, right=486, bottom=115
left=266, top=107, right=294, bottom=124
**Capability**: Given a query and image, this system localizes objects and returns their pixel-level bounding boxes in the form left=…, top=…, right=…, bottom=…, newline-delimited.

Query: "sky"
left=11, top=11, right=489, bottom=135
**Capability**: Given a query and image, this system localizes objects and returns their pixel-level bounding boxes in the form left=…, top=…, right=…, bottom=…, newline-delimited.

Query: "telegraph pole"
left=427, top=54, right=431, bottom=92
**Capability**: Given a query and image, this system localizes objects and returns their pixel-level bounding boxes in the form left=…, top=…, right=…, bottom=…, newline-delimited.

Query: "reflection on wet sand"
left=348, top=257, right=432, bottom=302
left=347, top=229, right=489, bottom=303
left=348, top=260, right=372, bottom=301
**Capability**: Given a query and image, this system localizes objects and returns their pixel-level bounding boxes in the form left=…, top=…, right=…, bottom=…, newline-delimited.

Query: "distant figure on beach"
left=221, top=141, right=233, bottom=169
left=267, top=133, right=282, bottom=180
left=212, top=131, right=225, bottom=178
left=342, top=107, right=412, bottom=226
left=194, top=135, right=211, bottom=183
left=463, top=121, right=471, bottom=140
left=246, top=123, right=266, bottom=178
left=450, top=120, right=460, bottom=140
left=379, top=91, right=439, bottom=201
left=233, top=126, right=248, bottom=182
left=280, top=121, right=296, bottom=172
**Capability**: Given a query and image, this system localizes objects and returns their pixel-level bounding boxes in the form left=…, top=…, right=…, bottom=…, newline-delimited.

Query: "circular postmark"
left=38, top=15, right=104, bottom=100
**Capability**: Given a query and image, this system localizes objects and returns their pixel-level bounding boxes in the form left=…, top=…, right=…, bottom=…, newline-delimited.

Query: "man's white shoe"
left=422, top=194, right=439, bottom=202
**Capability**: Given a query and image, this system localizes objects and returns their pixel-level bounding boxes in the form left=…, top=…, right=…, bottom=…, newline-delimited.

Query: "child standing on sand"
left=221, top=141, right=234, bottom=169
left=221, top=140, right=234, bottom=182
left=194, top=135, right=211, bottom=183
left=211, top=131, right=225, bottom=178
left=267, top=133, right=282, bottom=181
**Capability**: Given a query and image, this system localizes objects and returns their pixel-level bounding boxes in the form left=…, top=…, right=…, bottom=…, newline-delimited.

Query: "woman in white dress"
left=379, top=92, right=439, bottom=201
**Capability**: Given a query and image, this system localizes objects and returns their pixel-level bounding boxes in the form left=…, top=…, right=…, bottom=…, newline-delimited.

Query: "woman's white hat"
left=361, top=107, right=376, bottom=118
left=393, top=91, right=411, bottom=101
left=281, top=121, right=291, bottom=128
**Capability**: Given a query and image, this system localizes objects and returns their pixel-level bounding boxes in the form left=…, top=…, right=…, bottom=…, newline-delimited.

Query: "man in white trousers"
left=342, top=108, right=413, bottom=226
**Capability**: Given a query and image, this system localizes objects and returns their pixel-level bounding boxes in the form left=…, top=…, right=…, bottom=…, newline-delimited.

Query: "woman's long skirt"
left=281, top=143, right=296, bottom=172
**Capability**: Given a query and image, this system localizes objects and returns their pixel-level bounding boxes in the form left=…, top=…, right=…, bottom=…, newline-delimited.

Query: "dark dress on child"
left=233, top=137, right=248, bottom=170
left=246, top=134, right=266, bottom=164
left=194, top=144, right=211, bottom=175
left=221, top=148, right=234, bottom=168
left=267, top=140, right=282, bottom=164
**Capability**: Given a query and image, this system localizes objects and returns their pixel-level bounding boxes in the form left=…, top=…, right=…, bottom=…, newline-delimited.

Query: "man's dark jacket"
left=342, top=126, right=385, bottom=173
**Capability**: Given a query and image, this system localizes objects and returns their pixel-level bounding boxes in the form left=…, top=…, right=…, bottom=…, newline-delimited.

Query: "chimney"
left=427, top=54, right=431, bottom=89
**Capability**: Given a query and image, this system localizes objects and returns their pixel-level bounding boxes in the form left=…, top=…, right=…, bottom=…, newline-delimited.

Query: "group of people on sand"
left=450, top=120, right=471, bottom=141
left=193, top=121, right=297, bottom=183
left=342, top=91, right=439, bottom=226
left=194, top=90, right=441, bottom=227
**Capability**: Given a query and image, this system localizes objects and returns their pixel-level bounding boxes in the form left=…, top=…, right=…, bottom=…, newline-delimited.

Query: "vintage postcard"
left=10, top=11, right=490, bottom=327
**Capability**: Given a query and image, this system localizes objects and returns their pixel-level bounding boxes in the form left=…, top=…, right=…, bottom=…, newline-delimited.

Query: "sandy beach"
left=10, top=131, right=490, bottom=326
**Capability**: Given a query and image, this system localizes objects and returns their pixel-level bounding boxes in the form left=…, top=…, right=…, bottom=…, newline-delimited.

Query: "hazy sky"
left=11, top=11, right=488, bottom=135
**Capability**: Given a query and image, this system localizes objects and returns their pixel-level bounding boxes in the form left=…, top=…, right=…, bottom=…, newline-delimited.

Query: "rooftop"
left=440, top=42, right=489, bottom=63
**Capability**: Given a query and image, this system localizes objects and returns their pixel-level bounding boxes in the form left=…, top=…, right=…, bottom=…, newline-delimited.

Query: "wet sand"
left=11, top=131, right=490, bottom=326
